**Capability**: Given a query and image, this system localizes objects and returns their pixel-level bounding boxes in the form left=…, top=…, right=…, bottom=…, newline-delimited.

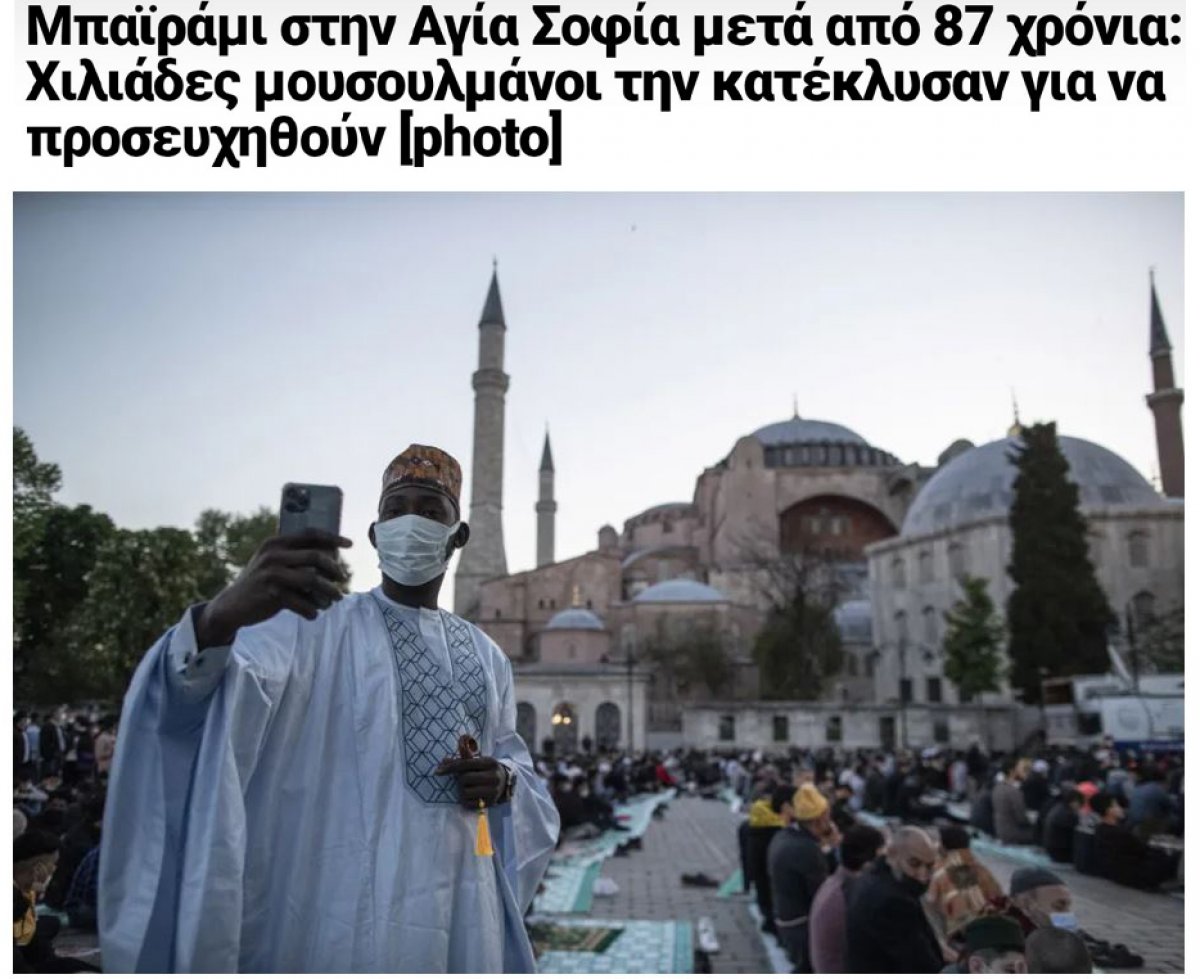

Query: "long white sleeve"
left=165, top=605, right=233, bottom=703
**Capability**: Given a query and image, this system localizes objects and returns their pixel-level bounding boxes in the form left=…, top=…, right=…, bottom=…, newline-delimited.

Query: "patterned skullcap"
left=380, top=444, right=462, bottom=511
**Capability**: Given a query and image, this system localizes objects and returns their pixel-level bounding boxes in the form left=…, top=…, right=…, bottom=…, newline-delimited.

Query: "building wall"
left=682, top=702, right=1020, bottom=752
left=514, top=671, right=651, bottom=753
left=866, top=504, right=1186, bottom=707
left=539, top=628, right=612, bottom=666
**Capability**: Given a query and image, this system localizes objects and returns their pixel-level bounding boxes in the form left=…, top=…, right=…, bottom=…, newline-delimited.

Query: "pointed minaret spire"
left=1145, top=273, right=1184, bottom=497
left=454, top=266, right=511, bottom=618
left=1149, top=270, right=1171, bottom=355
left=536, top=428, right=557, bottom=568
left=480, top=264, right=506, bottom=328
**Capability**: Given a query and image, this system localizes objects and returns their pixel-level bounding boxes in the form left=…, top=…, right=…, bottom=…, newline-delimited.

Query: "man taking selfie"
left=100, top=445, right=559, bottom=972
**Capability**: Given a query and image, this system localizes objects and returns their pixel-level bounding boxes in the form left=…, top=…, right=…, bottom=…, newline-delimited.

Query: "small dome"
left=752, top=417, right=869, bottom=447
left=633, top=579, right=727, bottom=604
left=833, top=599, right=873, bottom=643
left=902, top=435, right=1161, bottom=537
left=544, top=608, right=606, bottom=631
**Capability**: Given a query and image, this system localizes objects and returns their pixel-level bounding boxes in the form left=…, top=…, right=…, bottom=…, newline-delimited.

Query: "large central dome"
left=752, top=417, right=869, bottom=447
left=902, top=435, right=1163, bottom=537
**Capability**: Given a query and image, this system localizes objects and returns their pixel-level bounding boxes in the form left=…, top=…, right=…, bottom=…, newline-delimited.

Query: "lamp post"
left=625, top=651, right=636, bottom=752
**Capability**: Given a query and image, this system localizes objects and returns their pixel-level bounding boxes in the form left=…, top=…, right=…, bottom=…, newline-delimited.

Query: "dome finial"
left=792, top=393, right=800, bottom=420
left=571, top=583, right=583, bottom=607
left=1007, top=387, right=1023, bottom=438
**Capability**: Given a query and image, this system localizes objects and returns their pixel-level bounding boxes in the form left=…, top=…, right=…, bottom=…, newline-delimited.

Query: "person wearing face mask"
left=100, top=445, right=559, bottom=973
left=14, top=829, right=102, bottom=973
left=845, top=825, right=947, bottom=973
left=1006, top=868, right=1076, bottom=935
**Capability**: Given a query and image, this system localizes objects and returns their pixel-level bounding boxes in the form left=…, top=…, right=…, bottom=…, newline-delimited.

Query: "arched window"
left=918, top=550, right=934, bottom=584
left=948, top=542, right=967, bottom=578
left=1128, top=531, right=1150, bottom=568
left=516, top=702, right=537, bottom=748
left=595, top=702, right=621, bottom=750
left=1132, top=591, right=1156, bottom=630
left=923, top=606, right=938, bottom=646
left=892, top=557, right=907, bottom=589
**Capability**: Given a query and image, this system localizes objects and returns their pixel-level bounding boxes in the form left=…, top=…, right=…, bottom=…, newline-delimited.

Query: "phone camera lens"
left=283, top=486, right=310, bottom=514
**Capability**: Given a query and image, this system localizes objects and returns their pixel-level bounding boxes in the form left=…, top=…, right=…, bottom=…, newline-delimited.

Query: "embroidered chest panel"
left=375, top=602, right=489, bottom=804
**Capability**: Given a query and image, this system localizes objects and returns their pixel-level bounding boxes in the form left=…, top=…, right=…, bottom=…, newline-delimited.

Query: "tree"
left=13, top=428, right=64, bottom=622
left=58, top=527, right=217, bottom=700
left=730, top=519, right=847, bottom=700
left=1133, top=605, right=1184, bottom=674
left=642, top=627, right=734, bottom=701
left=1006, top=422, right=1115, bottom=701
left=942, top=575, right=1004, bottom=702
left=753, top=596, right=844, bottom=700
left=14, top=504, right=116, bottom=703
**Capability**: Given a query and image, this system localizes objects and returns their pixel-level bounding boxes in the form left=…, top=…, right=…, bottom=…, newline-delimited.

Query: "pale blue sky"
left=13, top=193, right=1183, bottom=600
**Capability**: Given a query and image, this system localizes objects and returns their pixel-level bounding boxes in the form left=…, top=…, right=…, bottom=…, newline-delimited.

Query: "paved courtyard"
left=586, top=795, right=1185, bottom=974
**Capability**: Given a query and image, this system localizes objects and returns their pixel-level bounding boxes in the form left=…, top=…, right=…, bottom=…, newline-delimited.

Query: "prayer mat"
left=717, top=868, right=744, bottom=898
left=532, top=860, right=603, bottom=914
left=534, top=917, right=693, bottom=973
left=528, top=920, right=624, bottom=955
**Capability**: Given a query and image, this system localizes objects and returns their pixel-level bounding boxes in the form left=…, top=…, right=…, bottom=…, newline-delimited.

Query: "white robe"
left=99, top=588, right=559, bottom=973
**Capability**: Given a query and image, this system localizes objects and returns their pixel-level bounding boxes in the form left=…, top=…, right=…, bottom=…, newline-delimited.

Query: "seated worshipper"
left=993, top=758, right=1037, bottom=845
left=948, top=915, right=1027, bottom=974
left=970, top=784, right=997, bottom=837
left=808, top=823, right=886, bottom=973
left=1022, top=761, right=1051, bottom=818
left=1025, top=926, right=1092, bottom=973
left=746, top=786, right=791, bottom=935
left=14, top=829, right=101, bottom=973
left=65, top=846, right=100, bottom=930
left=845, top=826, right=946, bottom=974
left=830, top=781, right=857, bottom=832
left=1006, top=868, right=1075, bottom=935
left=1041, top=790, right=1082, bottom=864
left=1127, top=766, right=1177, bottom=840
left=926, top=825, right=1006, bottom=944
left=100, top=445, right=559, bottom=973
left=767, top=784, right=836, bottom=971
left=44, top=793, right=103, bottom=912
left=1090, top=790, right=1179, bottom=890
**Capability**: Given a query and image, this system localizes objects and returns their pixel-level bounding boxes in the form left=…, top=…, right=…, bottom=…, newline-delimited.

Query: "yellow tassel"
left=475, top=800, right=494, bottom=857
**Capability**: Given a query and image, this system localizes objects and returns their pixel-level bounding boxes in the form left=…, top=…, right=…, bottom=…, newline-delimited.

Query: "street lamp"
left=625, top=651, right=636, bottom=752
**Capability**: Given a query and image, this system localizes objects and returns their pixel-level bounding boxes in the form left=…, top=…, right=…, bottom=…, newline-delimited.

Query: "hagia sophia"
left=453, top=271, right=1185, bottom=755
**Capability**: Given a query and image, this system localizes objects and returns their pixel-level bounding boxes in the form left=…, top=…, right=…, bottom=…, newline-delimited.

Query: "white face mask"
left=374, top=514, right=460, bottom=586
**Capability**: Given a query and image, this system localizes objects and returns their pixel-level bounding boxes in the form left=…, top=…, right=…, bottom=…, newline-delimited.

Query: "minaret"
left=536, top=430, right=556, bottom=568
left=454, top=266, right=510, bottom=618
left=1145, top=274, right=1184, bottom=498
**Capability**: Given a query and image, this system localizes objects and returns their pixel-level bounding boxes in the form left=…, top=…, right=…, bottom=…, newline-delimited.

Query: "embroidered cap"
left=380, top=444, right=462, bottom=512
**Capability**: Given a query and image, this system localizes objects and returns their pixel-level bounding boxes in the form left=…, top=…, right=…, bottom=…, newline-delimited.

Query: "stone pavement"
left=583, top=793, right=772, bottom=972
left=581, top=795, right=1185, bottom=974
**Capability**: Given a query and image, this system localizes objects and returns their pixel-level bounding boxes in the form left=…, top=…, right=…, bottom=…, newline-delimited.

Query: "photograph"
left=12, top=191, right=1184, bottom=973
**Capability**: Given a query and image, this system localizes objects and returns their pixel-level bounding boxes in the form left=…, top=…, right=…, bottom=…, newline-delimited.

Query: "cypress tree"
left=1006, top=422, right=1115, bottom=701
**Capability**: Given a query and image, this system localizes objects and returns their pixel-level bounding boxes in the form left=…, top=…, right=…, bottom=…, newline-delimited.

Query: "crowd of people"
left=14, top=707, right=115, bottom=972
left=13, top=708, right=1185, bottom=974
left=725, top=740, right=1183, bottom=973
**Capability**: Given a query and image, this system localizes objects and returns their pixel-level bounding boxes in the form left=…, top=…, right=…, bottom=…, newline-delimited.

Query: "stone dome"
left=544, top=608, right=606, bottom=631
left=833, top=599, right=873, bottom=643
left=752, top=417, right=869, bottom=447
left=902, top=435, right=1162, bottom=537
left=633, top=579, right=727, bottom=604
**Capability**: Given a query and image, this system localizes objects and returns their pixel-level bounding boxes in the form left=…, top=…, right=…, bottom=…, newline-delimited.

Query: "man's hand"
left=435, top=756, right=510, bottom=808
left=195, top=529, right=352, bottom=649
